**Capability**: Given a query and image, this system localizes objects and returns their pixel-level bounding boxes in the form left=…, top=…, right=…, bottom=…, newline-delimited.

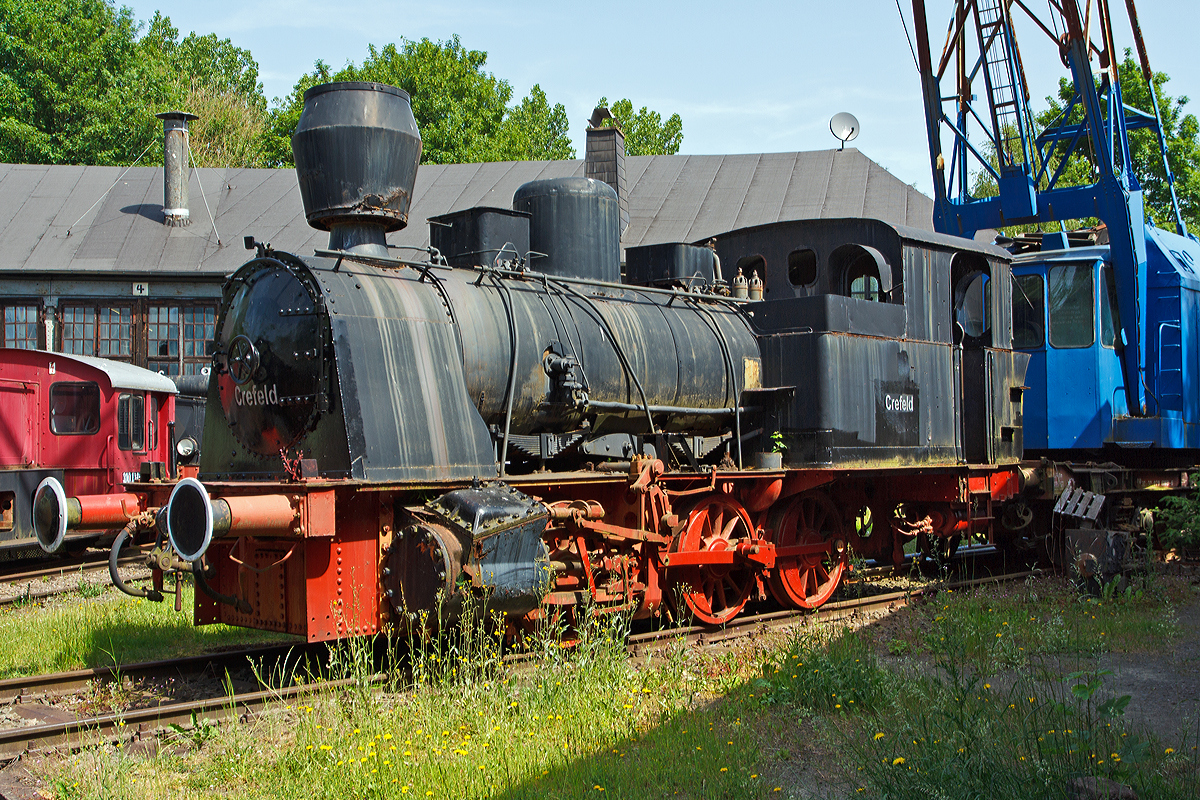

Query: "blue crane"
left=911, top=0, right=1200, bottom=456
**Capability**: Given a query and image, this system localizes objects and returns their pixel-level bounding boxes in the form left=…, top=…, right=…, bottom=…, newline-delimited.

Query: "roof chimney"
left=585, top=107, right=628, bottom=236
left=156, top=111, right=198, bottom=227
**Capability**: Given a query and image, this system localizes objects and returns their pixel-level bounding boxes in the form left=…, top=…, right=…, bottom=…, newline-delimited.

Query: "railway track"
left=0, top=554, right=147, bottom=607
left=0, top=568, right=1038, bottom=759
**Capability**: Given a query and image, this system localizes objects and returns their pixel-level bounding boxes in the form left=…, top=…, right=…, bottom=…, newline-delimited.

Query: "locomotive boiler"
left=38, top=81, right=1032, bottom=640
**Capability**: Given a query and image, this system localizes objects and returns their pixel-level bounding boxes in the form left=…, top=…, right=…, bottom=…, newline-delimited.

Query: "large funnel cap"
left=292, top=82, right=422, bottom=233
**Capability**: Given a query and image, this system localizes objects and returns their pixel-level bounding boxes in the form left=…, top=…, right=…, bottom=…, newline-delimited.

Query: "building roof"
left=0, top=149, right=931, bottom=276
left=0, top=348, right=178, bottom=393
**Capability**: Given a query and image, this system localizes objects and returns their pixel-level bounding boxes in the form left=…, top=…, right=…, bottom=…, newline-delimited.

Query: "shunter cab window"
left=1100, top=266, right=1120, bottom=348
left=1012, top=275, right=1045, bottom=349
left=1048, top=264, right=1094, bottom=349
left=50, top=382, right=100, bottom=435
left=118, top=393, right=145, bottom=451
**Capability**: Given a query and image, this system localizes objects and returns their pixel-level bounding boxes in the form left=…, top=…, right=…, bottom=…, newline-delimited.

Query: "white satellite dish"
left=830, top=112, right=860, bottom=150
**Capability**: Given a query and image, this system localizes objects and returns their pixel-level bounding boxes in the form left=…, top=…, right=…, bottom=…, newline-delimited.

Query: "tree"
left=268, top=37, right=574, bottom=166
left=594, top=97, right=683, bottom=156
left=0, top=0, right=267, bottom=166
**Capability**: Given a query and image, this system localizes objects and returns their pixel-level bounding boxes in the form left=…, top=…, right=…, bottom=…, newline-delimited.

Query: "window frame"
left=117, top=392, right=146, bottom=452
left=2, top=302, right=43, bottom=350
left=1048, top=263, right=1096, bottom=350
left=1012, top=273, right=1046, bottom=350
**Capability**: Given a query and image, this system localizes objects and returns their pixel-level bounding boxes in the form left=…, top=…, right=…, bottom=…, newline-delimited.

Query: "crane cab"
left=1012, top=226, right=1200, bottom=457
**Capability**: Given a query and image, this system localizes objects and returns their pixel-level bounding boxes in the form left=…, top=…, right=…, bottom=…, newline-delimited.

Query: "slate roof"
left=0, top=149, right=932, bottom=276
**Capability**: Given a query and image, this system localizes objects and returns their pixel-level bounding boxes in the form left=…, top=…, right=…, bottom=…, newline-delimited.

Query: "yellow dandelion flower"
left=1166, top=748, right=1175, bottom=754
left=893, top=757, right=905, bottom=766
left=720, top=767, right=728, bottom=772
left=874, top=733, right=885, bottom=741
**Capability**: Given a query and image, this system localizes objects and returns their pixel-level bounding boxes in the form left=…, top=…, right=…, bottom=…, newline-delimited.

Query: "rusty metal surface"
left=292, top=83, right=421, bottom=233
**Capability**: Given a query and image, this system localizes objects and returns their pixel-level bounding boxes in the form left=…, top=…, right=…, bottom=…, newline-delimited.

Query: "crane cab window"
left=1048, top=263, right=1094, bottom=348
left=118, top=393, right=145, bottom=451
left=1012, top=274, right=1045, bottom=349
left=1100, top=265, right=1120, bottom=348
left=50, top=382, right=100, bottom=435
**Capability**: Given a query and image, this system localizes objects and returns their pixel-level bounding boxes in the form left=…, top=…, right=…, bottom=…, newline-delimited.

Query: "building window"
left=98, top=307, right=133, bottom=359
left=148, top=305, right=216, bottom=375
left=148, top=306, right=180, bottom=373
left=61, top=306, right=96, bottom=356
left=3, top=304, right=40, bottom=349
left=61, top=305, right=133, bottom=360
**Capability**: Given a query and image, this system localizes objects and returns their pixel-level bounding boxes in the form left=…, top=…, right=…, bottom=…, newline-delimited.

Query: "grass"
left=28, top=573, right=1200, bottom=799
left=0, top=582, right=298, bottom=678
left=750, top=573, right=1200, bottom=798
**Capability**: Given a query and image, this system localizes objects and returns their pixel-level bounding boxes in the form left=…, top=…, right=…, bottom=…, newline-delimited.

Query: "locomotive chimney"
left=292, top=82, right=422, bottom=257
left=585, top=107, right=628, bottom=236
left=156, top=111, right=198, bottom=227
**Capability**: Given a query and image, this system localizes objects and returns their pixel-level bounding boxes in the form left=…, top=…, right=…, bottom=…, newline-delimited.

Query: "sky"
left=121, top=0, right=1198, bottom=197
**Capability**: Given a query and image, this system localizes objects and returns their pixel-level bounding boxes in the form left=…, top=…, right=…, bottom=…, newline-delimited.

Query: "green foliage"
left=595, top=96, right=684, bottom=155
left=0, top=583, right=295, bottom=677
left=1036, top=51, right=1200, bottom=233
left=0, top=0, right=266, bottom=166
left=755, top=627, right=893, bottom=713
left=268, top=37, right=575, bottom=167
left=1156, top=474, right=1200, bottom=552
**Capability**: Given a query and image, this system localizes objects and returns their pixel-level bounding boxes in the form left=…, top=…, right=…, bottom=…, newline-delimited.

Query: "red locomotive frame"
left=185, top=460, right=1023, bottom=642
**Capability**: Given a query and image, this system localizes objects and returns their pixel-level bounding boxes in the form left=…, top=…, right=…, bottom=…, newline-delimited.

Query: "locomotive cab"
left=711, top=218, right=1027, bottom=468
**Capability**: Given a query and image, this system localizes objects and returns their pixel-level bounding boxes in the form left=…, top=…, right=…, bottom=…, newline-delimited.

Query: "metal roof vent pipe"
left=292, top=82, right=422, bottom=258
left=156, top=111, right=198, bottom=227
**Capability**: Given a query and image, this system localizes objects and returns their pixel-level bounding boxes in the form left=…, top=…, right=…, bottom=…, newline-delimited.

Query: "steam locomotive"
left=35, top=82, right=1032, bottom=640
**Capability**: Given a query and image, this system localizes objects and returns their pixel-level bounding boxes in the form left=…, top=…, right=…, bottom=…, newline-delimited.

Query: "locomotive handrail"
left=314, top=245, right=749, bottom=307
left=489, top=271, right=521, bottom=477
left=685, top=296, right=744, bottom=468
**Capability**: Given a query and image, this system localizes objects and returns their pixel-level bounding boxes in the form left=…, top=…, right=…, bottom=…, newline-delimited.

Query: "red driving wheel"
left=767, top=491, right=847, bottom=609
left=671, top=495, right=756, bottom=625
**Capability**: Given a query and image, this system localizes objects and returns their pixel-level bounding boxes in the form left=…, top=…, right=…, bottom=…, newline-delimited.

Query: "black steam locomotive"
left=43, top=82, right=1031, bottom=639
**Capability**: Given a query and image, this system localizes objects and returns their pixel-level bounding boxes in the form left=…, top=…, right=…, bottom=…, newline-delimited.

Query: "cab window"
left=1048, top=264, right=1094, bottom=348
left=1100, top=265, right=1120, bottom=348
left=50, top=382, right=100, bottom=435
left=118, top=393, right=145, bottom=451
left=955, top=272, right=990, bottom=339
left=1012, top=274, right=1045, bottom=349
